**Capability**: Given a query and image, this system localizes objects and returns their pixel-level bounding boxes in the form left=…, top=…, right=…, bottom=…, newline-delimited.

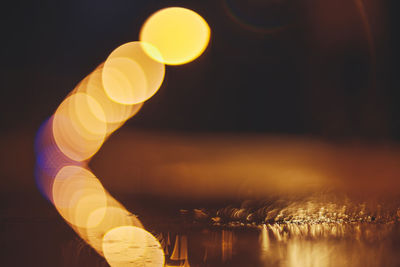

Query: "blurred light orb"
left=103, top=226, right=165, bottom=267
left=102, top=42, right=165, bottom=105
left=85, top=205, right=144, bottom=254
left=52, top=93, right=107, bottom=161
left=139, top=7, right=210, bottom=65
left=78, top=66, right=144, bottom=129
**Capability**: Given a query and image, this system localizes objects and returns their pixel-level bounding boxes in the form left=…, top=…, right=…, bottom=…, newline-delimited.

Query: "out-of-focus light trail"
left=34, top=6, right=210, bottom=266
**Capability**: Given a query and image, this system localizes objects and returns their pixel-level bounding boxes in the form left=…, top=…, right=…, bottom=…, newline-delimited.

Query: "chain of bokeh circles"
left=35, top=7, right=210, bottom=267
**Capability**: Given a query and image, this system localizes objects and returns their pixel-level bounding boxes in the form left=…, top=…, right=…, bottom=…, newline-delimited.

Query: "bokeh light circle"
left=102, top=42, right=165, bottom=105
left=76, top=65, right=144, bottom=134
left=52, top=166, right=108, bottom=228
left=85, top=204, right=144, bottom=255
left=53, top=93, right=107, bottom=161
left=139, top=7, right=210, bottom=65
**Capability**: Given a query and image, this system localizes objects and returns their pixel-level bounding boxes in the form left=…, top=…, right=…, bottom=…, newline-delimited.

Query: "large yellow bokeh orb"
left=140, top=7, right=210, bottom=65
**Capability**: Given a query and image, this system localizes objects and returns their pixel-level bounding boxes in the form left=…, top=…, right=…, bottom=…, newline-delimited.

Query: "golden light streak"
left=102, top=226, right=165, bottom=267
left=140, top=7, right=210, bottom=65
left=35, top=6, right=211, bottom=266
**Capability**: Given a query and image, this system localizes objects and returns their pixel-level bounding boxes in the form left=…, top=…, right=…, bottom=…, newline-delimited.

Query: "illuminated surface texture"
left=102, top=42, right=165, bottom=105
left=140, top=7, right=210, bottom=65
left=156, top=221, right=400, bottom=267
left=103, top=226, right=165, bottom=267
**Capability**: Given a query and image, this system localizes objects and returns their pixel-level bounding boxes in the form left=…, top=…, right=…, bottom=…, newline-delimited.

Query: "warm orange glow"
left=52, top=166, right=107, bottom=228
left=139, top=7, right=210, bottom=65
left=102, top=42, right=165, bottom=105
left=52, top=93, right=107, bottom=161
left=102, top=226, right=165, bottom=267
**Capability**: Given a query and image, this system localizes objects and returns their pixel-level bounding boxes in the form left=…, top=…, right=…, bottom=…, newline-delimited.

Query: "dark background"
left=1, top=0, right=399, bottom=138
left=1, top=0, right=400, bottom=266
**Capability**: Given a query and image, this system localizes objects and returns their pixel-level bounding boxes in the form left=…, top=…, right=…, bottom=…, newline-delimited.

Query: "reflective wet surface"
left=3, top=132, right=400, bottom=266
left=3, top=191, right=400, bottom=266
left=157, top=223, right=400, bottom=267
left=153, top=194, right=400, bottom=267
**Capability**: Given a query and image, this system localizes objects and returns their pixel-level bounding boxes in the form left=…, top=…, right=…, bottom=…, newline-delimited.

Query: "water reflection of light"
left=168, top=234, right=191, bottom=266
left=259, top=224, right=270, bottom=252
left=156, top=220, right=400, bottom=267
left=222, top=230, right=234, bottom=262
left=286, top=240, right=330, bottom=267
